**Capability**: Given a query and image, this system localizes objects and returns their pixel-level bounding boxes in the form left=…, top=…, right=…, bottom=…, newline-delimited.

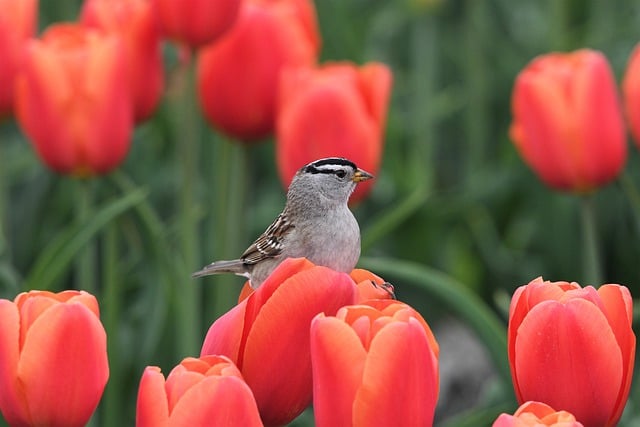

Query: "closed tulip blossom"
left=0, top=0, right=37, bottom=117
left=151, top=0, right=241, bottom=48
left=136, top=355, right=263, bottom=427
left=508, top=278, right=635, bottom=427
left=0, top=290, right=109, bottom=427
left=197, top=0, right=320, bottom=141
left=276, top=62, right=392, bottom=202
left=81, top=0, right=164, bottom=122
left=493, top=401, right=584, bottom=427
left=310, top=300, right=439, bottom=427
left=510, top=49, right=626, bottom=193
left=15, top=24, right=133, bottom=176
left=201, top=258, right=357, bottom=426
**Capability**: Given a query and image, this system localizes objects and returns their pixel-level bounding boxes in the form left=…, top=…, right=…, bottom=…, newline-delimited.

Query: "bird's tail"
left=191, top=260, right=248, bottom=278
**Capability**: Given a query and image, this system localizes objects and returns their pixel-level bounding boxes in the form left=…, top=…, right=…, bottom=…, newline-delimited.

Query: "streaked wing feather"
left=241, top=212, right=294, bottom=264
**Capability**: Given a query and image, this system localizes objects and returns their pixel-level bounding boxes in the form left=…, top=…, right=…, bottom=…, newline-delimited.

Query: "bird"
left=192, top=157, right=373, bottom=288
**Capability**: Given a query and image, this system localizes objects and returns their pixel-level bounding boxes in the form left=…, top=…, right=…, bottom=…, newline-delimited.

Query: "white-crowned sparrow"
left=192, top=157, right=373, bottom=288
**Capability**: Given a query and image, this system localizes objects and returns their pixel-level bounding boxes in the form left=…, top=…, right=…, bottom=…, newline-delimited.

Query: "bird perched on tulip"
left=193, top=157, right=373, bottom=288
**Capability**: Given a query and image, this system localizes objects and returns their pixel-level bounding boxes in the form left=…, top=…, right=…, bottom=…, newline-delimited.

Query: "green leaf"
left=23, top=188, right=147, bottom=291
left=358, top=256, right=511, bottom=386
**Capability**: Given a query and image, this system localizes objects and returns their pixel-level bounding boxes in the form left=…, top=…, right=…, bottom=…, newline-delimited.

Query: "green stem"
left=206, top=137, right=247, bottom=320
left=176, top=58, right=201, bottom=356
left=101, top=223, right=119, bottom=427
left=619, top=172, right=640, bottom=235
left=580, top=195, right=602, bottom=285
left=358, top=256, right=512, bottom=387
left=75, top=179, right=96, bottom=294
left=410, top=12, right=437, bottom=189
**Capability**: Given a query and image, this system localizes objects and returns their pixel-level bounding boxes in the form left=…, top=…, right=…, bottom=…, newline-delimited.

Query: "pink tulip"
left=493, top=401, right=584, bottom=427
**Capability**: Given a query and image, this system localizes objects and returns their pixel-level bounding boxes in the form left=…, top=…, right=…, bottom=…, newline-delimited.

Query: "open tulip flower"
left=201, top=258, right=357, bottom=426
left=0, top=0, right=37, bottom=117
left=493, top=401, right=584, bottom=427
left=15, top=23, right=133, bottom=177
left=0, top=290, right=108, bottom=427
left=276, top=62, right=392, bottom=202
left=136, top=355, right=263, bottom=427
left=310, top=299, right=439, bottom=427
left=81, top=0, right=165, bottom=122
left=510, top=49, right=626, bottom=193
left=508, top=277, right=635, bottom=427
left=197, top=0, right=320, bottom=141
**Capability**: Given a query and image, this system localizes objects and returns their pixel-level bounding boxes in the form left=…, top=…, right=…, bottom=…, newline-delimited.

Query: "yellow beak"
left=352, top=168, right=374, bottom=182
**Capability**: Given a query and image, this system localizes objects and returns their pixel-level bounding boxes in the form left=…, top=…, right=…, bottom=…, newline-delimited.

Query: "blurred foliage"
left=3, top=0, right=640, bottom=425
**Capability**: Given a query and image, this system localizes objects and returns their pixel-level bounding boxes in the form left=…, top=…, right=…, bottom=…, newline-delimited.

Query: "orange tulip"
left=151, top=0, right=241, bottom=48
left=0, top=0, right=37, bottom=117
left=197, top=0, right=320, bottom=141
left=493, top=401, right=584, bottom=427
left=510, top=49, right=626, bottom=193
left=276, top=62, right=392, bottom=202
left=310, top=300, right=439, bottom=427
left=0, top=290, right=108, bottom=426
left=136, top=355, right=263, bottom=427
left=81, top=0, right=165, bottom=122
left=508, top=278, right=635, bottom=427
left=349, top=268, right=395, bottom=302
left=15, top=23, right=133, bottom=177
left=201, top=258, right=357, bottom=426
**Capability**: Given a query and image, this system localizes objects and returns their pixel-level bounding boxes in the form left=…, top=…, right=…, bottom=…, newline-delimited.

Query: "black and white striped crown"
left=301, top=157, right=357, bottom=175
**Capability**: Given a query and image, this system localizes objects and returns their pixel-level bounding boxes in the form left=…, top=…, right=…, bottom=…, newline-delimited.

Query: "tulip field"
left=3, top=0, right=640, bottom=426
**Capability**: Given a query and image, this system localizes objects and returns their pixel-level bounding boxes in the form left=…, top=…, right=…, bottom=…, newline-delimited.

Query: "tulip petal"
left=136, top=366, right=170, bottom=427
left=0, top=300, right=30, bottom=425
left=514, top=299, right=621, bottom=427
left=241, top=267, right=356, bottom=425
left=168, top=375, right=262, bottom=427
left=597, top=285, right=636, bottom=425
left=201, top=301, right=246, bottom=362
left=353, top=319, right=438, bottom=427
left=18, top=302, right=108, bottom=426
left=310, top=315, right=366, bottom=427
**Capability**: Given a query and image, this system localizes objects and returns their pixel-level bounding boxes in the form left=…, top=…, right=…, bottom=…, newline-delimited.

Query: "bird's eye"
left=335, top=170, right=347, bottom=179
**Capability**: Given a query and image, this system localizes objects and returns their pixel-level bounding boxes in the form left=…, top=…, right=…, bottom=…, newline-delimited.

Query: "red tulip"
left=310, top=300, right=439, bottom=427
left=151, top=0, right=241, bottom=48
left=623, top=43, right=640, bottom=149
left=136, top=355, right=263, bottom=427
left=0, top=290, right=108, bottom=426
left=15, top=23, right=133, bottom=177
left=510, top=49, right=626, bottom=193
left=493, top=401, right=584, bottom=427
left=201, top=258, right=356, bottom=426
left=81, top=0, right=164, bottom=122
left=0, top=0, right=37, bottom=117
left=197, top=0, right=320, bottom=141
left=276, top=62, right=392, bottom=202
left=508, top=277, right=635, bottom=427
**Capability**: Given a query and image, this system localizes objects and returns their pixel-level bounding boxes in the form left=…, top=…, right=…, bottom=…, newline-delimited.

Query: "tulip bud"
left=508, top=278, right=635, bottom=427
left=0, top=290, right=108, bottom=426
left=151, top=0, right=241, bottom=48
left=197, top=0, right=320, bottom=141
left=493, top=401, right=584, bottom=427
left=15, top=23, right=133, bottom=177
left=136, top=355, right=263, bottom=427
left=310, top=300, right=439, bottom=427
left=509, top=49, right=626, bottom=193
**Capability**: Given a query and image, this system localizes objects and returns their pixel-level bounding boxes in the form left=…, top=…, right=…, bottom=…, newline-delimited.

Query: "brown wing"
left=241, top=212, right=294, bottom=265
